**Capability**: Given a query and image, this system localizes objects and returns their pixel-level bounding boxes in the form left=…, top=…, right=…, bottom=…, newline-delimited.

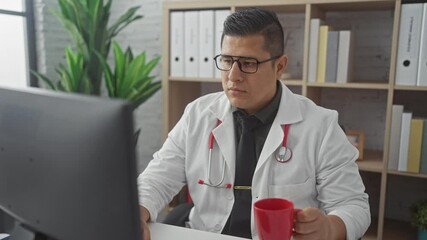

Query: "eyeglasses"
left=213, top=54, right=282, bottom=74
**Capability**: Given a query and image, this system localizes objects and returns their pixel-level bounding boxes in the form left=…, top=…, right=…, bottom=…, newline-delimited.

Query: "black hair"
left=221, top=8, right=284, bottom=57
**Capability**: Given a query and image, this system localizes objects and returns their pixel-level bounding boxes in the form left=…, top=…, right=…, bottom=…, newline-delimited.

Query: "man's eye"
left=221, top=58, right=232, bottom=64
left=242, top=61, right=257, bottom=67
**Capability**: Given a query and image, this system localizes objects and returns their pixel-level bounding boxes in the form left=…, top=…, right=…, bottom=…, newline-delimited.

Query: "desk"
left=149, top=223, right=249, bottom=240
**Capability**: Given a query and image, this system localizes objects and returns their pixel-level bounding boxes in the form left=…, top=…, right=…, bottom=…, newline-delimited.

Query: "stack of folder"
left=169, top=10, right=230, bottom=79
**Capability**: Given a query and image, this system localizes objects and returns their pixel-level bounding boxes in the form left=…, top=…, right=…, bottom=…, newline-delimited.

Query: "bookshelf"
left=162, top=0, right=427, bottom=239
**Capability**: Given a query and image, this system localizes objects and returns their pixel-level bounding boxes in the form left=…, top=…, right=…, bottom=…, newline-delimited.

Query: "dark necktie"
left=235, top=113, right=260, bottom=186
left=222, top=111, right=260, bottom=238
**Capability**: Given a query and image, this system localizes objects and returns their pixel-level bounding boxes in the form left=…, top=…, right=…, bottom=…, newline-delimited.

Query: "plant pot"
left=419, top=229, right=427, bottom=240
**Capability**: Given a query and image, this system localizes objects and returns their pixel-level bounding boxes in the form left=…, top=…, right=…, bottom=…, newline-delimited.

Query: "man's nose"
left=228, top=61, right=243, bottom=82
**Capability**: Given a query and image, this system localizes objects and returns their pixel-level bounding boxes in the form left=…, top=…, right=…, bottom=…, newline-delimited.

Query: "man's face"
left=220, top=35, right=287, bottom=114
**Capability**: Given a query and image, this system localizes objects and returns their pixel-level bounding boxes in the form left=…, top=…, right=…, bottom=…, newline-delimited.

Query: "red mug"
left=254, top=198, right=300, bottom=240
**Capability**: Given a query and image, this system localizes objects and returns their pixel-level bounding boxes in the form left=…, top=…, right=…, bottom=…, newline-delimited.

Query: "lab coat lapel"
left=255, top=83, right=303, bottom=173
left=209, top=95, right=236, bottom=181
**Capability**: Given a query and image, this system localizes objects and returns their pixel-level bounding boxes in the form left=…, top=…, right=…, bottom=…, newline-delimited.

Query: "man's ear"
left=276, top=55, right=288, bottom=76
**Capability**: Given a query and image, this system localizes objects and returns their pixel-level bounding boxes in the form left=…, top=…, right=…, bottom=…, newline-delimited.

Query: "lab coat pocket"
left=268, top=177, right=316, bottom=209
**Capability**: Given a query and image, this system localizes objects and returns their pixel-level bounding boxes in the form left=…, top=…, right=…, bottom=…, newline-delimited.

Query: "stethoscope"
left=198, top=120, right=292, bottom=189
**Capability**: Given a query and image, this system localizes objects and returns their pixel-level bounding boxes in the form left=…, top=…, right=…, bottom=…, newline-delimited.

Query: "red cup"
left=254, top=198, right=299, bottom=240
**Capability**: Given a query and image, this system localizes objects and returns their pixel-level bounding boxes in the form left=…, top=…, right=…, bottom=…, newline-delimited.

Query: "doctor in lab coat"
left=138, top=8, right=370, bottom=240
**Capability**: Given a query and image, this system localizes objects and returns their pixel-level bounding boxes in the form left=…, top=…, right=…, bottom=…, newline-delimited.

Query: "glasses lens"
left=239, top=57, right=258, bottom=73
left=217, top=55, right=233, bottom=70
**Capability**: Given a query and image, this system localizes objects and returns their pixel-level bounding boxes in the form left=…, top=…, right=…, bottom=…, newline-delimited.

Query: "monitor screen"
left=0, top=87, right=141, bottom=240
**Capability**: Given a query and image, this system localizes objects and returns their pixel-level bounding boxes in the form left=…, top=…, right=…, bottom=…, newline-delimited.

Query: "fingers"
left=295, top=207, right=322, bottom=223
left=293, top=208, right=328, bottom=239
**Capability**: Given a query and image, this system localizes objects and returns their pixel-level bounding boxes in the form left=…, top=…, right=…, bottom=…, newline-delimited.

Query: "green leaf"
left=51, top=10, right=88, bottom=56
left=108, top=6, right=142, bottom=38
left=95, top=51, right=114, bottom=97
left=140, top=55, right=160, bottom=79
left=132, top=81, right=161, bottom=107
left=119, top=52, right=147, bottom=97
left=112, top=41, right=126, bottom=94
left=57, top=63, right=73, bottom=91
left=31, top=70, right=57, bottom=90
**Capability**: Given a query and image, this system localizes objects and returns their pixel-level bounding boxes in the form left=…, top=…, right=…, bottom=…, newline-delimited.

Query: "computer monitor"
left=0, top=87, right=142, bottom=240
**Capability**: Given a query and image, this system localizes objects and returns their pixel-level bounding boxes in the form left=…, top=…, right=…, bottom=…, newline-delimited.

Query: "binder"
left=198, top=10, right=215, bottom=78
left=214, top=10, right=230, bottom=79
left=308, top=19, right=324, bottom=83
left=395, top=3, right=424, bottom=86
left=398, top=112, right=413, bottom=172
left=417, top=3, right=427, bottom=86
left=407, top=119, right=424, bottom=173
left=184, top=11, right=199, bottom=77
left=325, top=31, right=339, bottom=83
left=336, top=30, right=353, bottom=83
left=170, top=11, right=184, bottom=77
left=388, top=105, right=404, bottom=170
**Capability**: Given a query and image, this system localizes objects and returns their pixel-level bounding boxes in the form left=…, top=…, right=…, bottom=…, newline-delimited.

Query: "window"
left=0, top=0, right=36, bottom=88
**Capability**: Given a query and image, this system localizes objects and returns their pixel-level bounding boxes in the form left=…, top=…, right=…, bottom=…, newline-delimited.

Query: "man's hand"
left=139, top=206, right=151, bottom=240
left=293, top=208, right=346, bottom=240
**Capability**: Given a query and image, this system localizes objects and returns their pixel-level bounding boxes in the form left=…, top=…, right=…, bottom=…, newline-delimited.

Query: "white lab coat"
left=138, top=83, right=370, bottom=240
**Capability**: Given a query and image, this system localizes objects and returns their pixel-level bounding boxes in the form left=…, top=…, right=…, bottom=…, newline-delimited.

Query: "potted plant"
left=411, top=199, right=427, bottom=240
left=32, top=0, right=160, bottom=109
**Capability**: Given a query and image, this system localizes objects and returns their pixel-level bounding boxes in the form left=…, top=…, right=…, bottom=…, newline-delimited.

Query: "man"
left=138, top=8, right=370, bottom=240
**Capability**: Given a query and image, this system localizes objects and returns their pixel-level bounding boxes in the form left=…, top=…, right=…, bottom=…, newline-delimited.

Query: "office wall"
left=33, top=0, right=163, bottom=173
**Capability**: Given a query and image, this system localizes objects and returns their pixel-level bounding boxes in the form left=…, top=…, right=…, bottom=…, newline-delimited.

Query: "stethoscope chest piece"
left=275, top=146, right=292, bottom=163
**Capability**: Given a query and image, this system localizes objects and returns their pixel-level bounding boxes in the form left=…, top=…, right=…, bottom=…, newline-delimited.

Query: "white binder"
left=307, top=19, right=324, bottom=83
left=417, top=3, right=427, bottom=86
left=198, top=10, right=215, bottom=78
left=184, top=11, right=199, bottom=77
left=170, top=11, right=184, bottom=77
left=395, top=3, right=424, bottom=86
left=214, top=10, right=230, bottom=79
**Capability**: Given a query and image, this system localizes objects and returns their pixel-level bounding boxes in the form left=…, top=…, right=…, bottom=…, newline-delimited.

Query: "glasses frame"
left=213, top=54, right=282, bottom=74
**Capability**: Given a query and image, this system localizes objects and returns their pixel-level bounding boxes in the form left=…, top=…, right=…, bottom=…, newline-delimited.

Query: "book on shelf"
left=407, top=119, right=424, bottom=173
left=317, top=25, right=332, bottom=83
left=398, top=112, right=413, bottom=172
left=325, top=31, right=339, bottom=83
left=336, top=30, right=353, bottom=84
left=395, top=2, right=424, bottom=86
left=420, top=119, right=427, bottom=174
left=388, top=105, right=404, bottom=170
left=308, top=18, right=324, bottom=83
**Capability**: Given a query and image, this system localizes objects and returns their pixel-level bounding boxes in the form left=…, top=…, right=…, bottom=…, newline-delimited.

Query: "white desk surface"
left=149, top=223, right=249, bottom=240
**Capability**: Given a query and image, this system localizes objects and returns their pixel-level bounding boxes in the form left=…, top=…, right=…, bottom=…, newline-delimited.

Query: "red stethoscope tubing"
left=198, top=120, right=231, bottom=188
left=198, top=119, right=291, bottom=189
left=282, top=124, right=290, bottom=147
